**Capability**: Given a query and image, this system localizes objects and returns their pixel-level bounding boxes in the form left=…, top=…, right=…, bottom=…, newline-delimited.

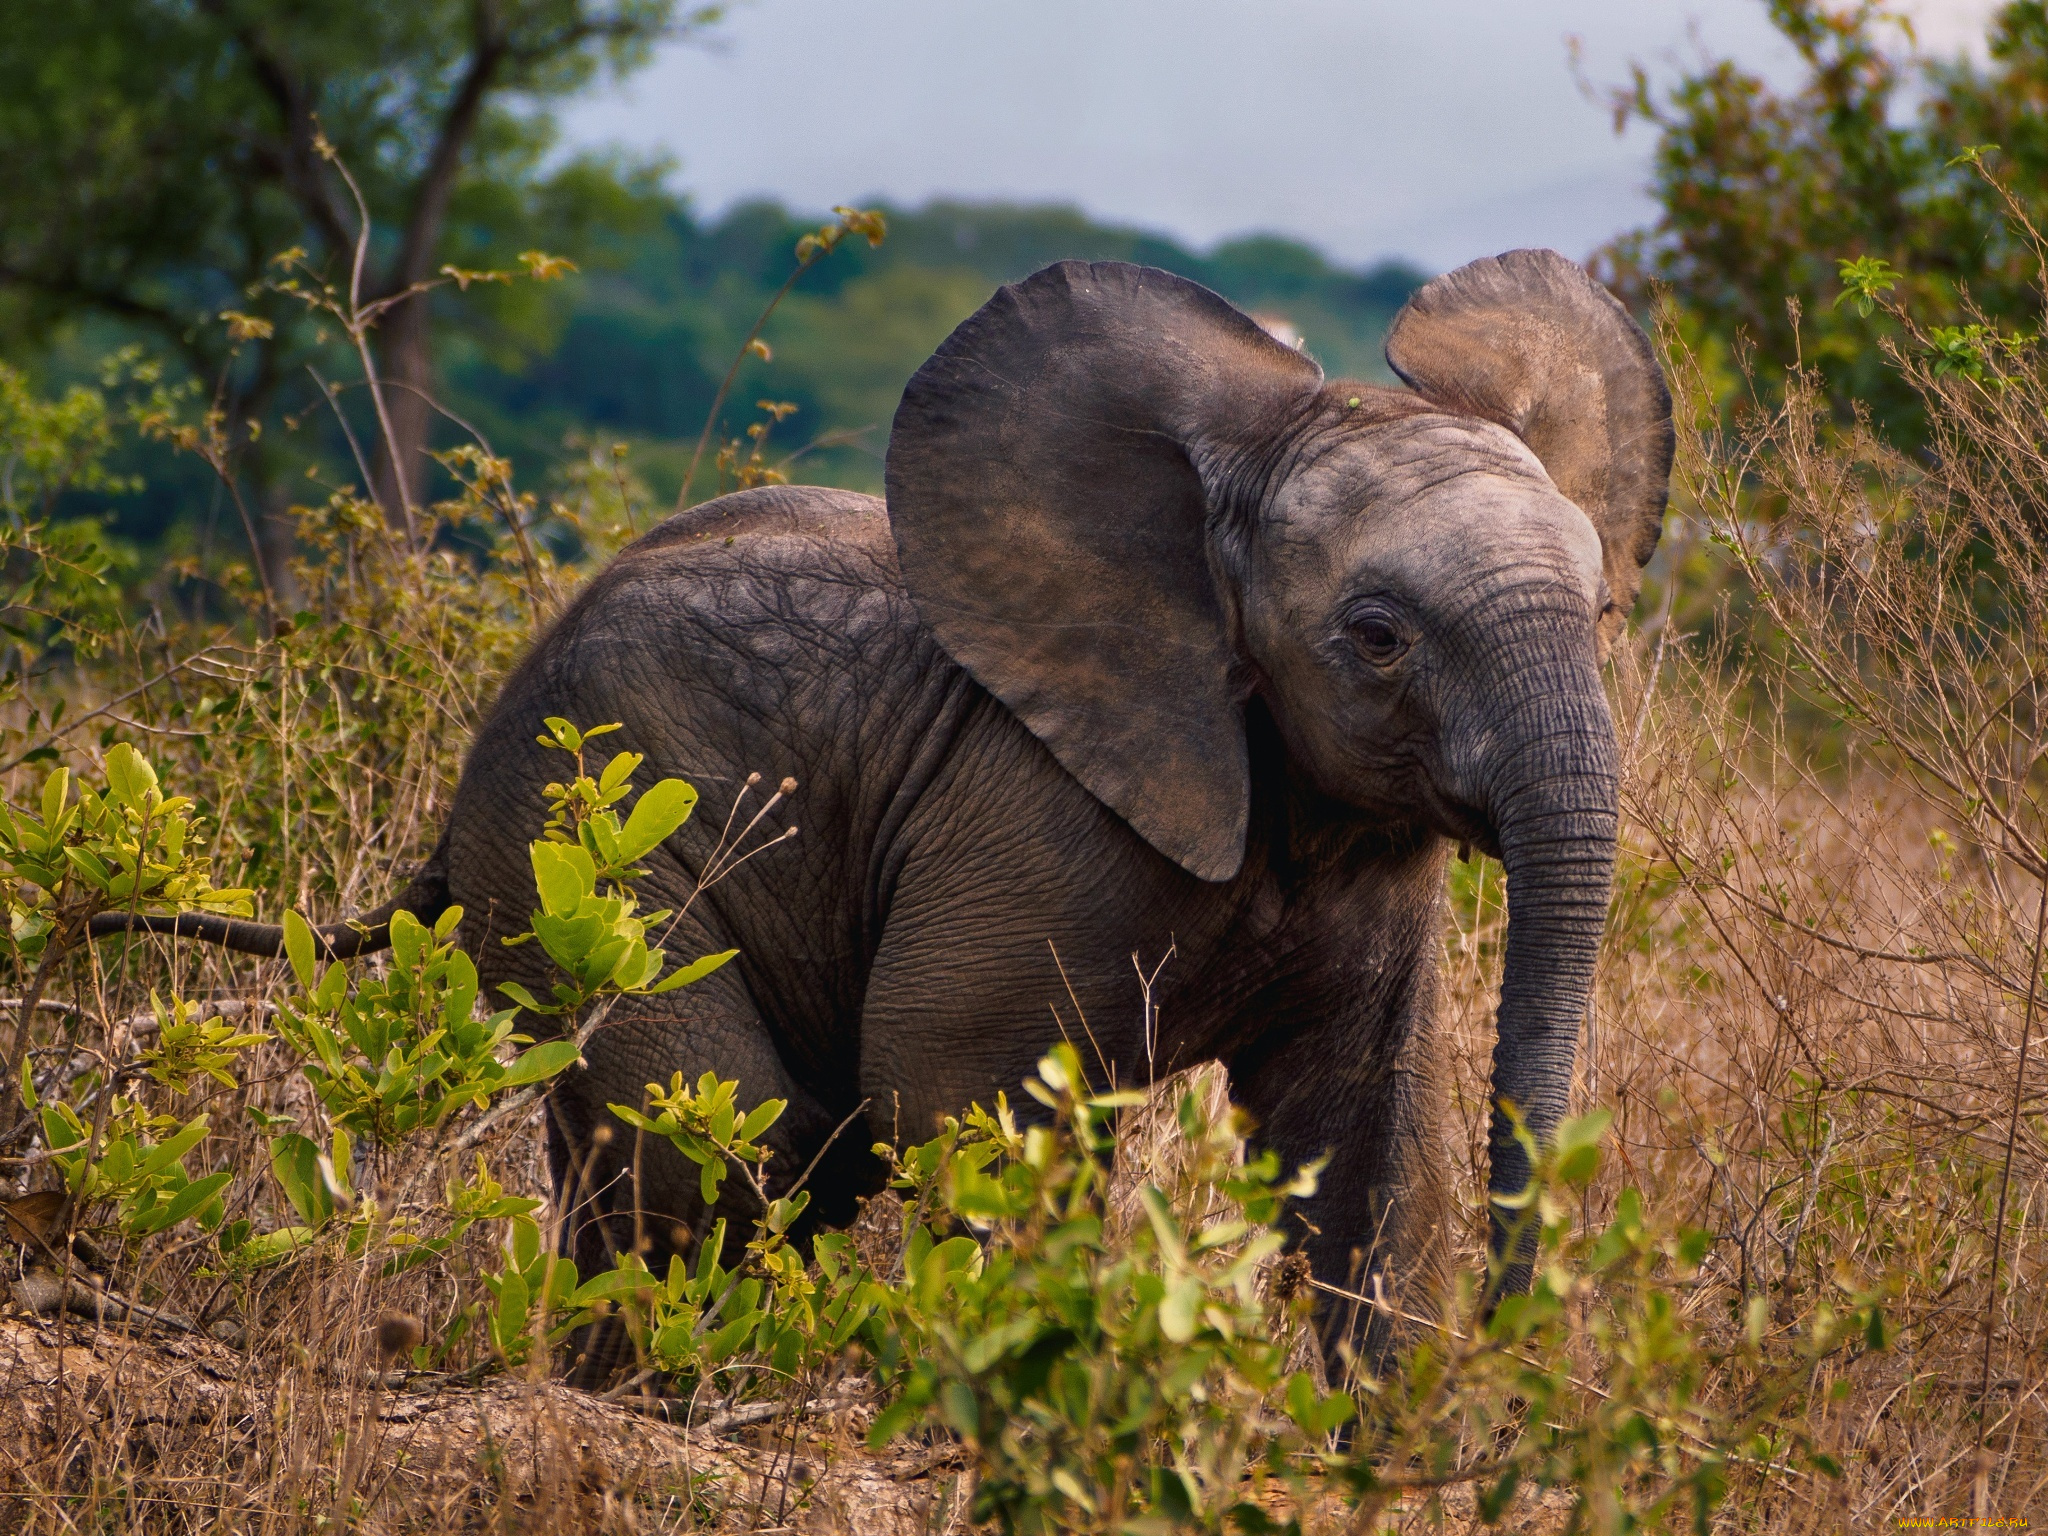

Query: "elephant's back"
left=598, top=483, right=911, bottom=645
left=628, top=482, right=896, bottom=570
left=448, top=483, right=972, bottom=1009
left=512, top=484, right=933, bottom=727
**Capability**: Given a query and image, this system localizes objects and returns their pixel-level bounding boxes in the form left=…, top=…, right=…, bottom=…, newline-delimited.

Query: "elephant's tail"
left=87, top=834, right=452, bottom=962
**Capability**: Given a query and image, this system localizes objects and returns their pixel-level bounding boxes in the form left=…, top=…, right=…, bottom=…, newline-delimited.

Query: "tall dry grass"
left=1429, top=309, right=2048, bottom=1528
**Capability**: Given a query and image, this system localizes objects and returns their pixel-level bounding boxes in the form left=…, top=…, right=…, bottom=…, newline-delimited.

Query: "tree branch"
left=388, top=0, right=510, bottom=294
left=195, top=0, right=356, bottom=259
left=0, top=261, right=186, bottom=337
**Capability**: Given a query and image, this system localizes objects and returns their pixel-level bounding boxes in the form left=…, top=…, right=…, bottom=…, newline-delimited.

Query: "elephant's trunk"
left=1482, top=661, right=1618, bottom=1292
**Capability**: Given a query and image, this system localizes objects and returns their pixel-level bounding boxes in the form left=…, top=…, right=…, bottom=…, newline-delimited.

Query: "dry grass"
left=1424, top=313, right=2048, bottom=1528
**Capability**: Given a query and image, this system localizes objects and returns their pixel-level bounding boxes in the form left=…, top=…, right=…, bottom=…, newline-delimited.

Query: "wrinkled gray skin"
left=106, top=252, right=1670, bottom=1377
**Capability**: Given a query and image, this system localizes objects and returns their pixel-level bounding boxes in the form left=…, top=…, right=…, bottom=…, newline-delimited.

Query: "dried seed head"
left=591, top=1124, right=613, bottom=1146
left=375, top=1312, right=423, bottom=1362
left=745, top=771, right=763, bottom=786
left=778, top=777, right=798, bottom=796
left=1272, top=1253, right=1312, bottom=1302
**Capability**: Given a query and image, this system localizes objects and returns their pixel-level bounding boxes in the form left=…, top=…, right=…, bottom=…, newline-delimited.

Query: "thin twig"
left=679, top=262, right=819, bottom=510
left=1977, top=866, right=2048, bottom=1418
left=0, top=650, right=223, bottom=774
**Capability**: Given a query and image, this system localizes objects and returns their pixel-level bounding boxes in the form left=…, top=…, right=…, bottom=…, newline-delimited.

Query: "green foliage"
left=1603, top=0, right=2048, bottom=437
left=0, top=717, right=747, bottom=1382
left=1315, top=1112, right=1889, bottom=1533
left=1833, top=254, right=1899, bottom=317
left=445, top=198, right=1423, bottom=505
left=0, top=747, right=253, bottom=966
left=137, top=994, right=270, bottom=1093
left=0, top=361, right=137, bottom=671
left=0, top=191, right=1942, bottom=1523
left=580, top=1216, right=886, bottom=1390
left=610, top=1070, right=787, bottom=1209
left=37, top=1112, right=228, bottom=1240
left=20, top=1065, right=237, bottom=1241
left=495, top=716, right=731, bottom=1016
left=0, top=0, right=717, bottom=587
left=863, top=1044, right=1321, bottom=1535
left=378, top=1155, right=543, bottom=1291
left=477, top=1209, right=588, bottom=1368
left=265, top=1126, right=355, bottom=1231
left=0, top=359, right=132, bottom=516
left=0, top=725, right=1905, bottom=1526
left=595, top=1070, right=886, bottom=1388
left=273, top=905, right=575, bottom=1147
left=567, top=1048, right=1884, bottom=1533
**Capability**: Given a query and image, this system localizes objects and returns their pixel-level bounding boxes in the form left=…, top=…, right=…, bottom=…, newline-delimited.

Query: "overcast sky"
left=562, top=1, right=2001, bottom=273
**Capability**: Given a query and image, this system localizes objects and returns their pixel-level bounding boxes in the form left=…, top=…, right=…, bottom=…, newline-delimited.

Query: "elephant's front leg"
left=1226, top=957, right=1451, bottom=1385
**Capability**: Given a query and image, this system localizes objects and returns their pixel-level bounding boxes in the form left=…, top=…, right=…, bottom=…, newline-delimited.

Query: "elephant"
left=103, top=248, right=1672, bottom=1376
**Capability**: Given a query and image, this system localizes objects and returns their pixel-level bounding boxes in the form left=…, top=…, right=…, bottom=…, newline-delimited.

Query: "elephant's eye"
left=1347, top=610, right=1408, bottom=665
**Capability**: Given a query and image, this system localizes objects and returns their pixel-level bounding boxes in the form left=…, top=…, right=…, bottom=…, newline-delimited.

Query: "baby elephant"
left=112, top=250, right=1671, bottom=1374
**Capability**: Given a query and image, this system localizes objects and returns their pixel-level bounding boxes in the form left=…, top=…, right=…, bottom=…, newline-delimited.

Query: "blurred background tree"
left=1596, top=0, right=2048, bottom=444
left=0, top=0, right=715, bottom=593
left=449, top=199, right=1426, bottom=507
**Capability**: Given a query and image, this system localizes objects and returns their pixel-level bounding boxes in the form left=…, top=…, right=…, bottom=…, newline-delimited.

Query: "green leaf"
left=938, top=1380, right=981, bottom=1440
left=1285, top=1371, right=1317, bottom=1432
left=607, top=1102, right=664, bottom=1134
left=143, top=1170, right=232, bottom=1234
left=1159, top=1276, right=1202, bottom=1342
left=39, top=766, right=69, bottom=834
left=648, top=947, right=737, bottom=994
left=530, top=840, right=596, bottom=915
left=597, top=750, right=643, bottom=794
left=492, top=1270, right=531, bottom=1352
left=284, top=910, right=316, bottom=992
left=270, top=1132, right=334, bottom=1226
left=867, top=1400, right=919, bottom=1448
left=1478, top=1465, right=1521, bottom=1522
left=103, top=742, right=157, bottom=813
left=501, top=1039, right=582, bottom=1088
left=136, top=1116, right=209, bottom=1181
left=737, top=1098, right=786, bottom=1142
left=1553, top=1106, right=1613, bottom=1153
left=388, top=909, right=429, bottom=969
left=1139, top=1185, right=1185, bottom=1262
left=1556, top=1143, right=1601, bottom=1186
left=614, top=778, right=698, bottom=865
left=496, top=980, right=557, bottom=1015
left=1317, top=1391, right=1356, bottom=1434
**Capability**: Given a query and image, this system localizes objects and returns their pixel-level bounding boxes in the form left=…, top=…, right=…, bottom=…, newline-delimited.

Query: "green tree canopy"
left=436, top=197, right=1425, bottom=506
left=1601, top=0, right=2048, bottom=440
left=0, top=0, right=712, bottom=586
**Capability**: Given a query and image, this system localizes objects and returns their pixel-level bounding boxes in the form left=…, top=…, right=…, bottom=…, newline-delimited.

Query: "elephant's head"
left=885, top=253, right=1672, bottom=1276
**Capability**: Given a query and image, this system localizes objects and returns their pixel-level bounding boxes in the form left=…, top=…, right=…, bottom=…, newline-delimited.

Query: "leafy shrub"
left=273, top=906, right=575, bottom=1148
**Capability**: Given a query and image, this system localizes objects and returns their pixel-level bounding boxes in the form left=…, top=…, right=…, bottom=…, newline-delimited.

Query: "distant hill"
left=442, top=197, right=1428, bottom=503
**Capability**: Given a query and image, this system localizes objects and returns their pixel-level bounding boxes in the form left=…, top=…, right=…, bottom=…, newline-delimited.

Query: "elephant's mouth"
left=1413, top=778, right=1502, bottom=862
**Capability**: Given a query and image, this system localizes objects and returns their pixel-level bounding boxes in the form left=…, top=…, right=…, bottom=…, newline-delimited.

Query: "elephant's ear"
left=887, top=261, right=1323, bottom=882
left=1384, top=249, right=1674, bottom=645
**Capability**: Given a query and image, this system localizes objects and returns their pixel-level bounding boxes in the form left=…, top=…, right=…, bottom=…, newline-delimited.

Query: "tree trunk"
left=371, top=290, right=434, bottom=528
left=258, top=489, right=303, bottom=614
